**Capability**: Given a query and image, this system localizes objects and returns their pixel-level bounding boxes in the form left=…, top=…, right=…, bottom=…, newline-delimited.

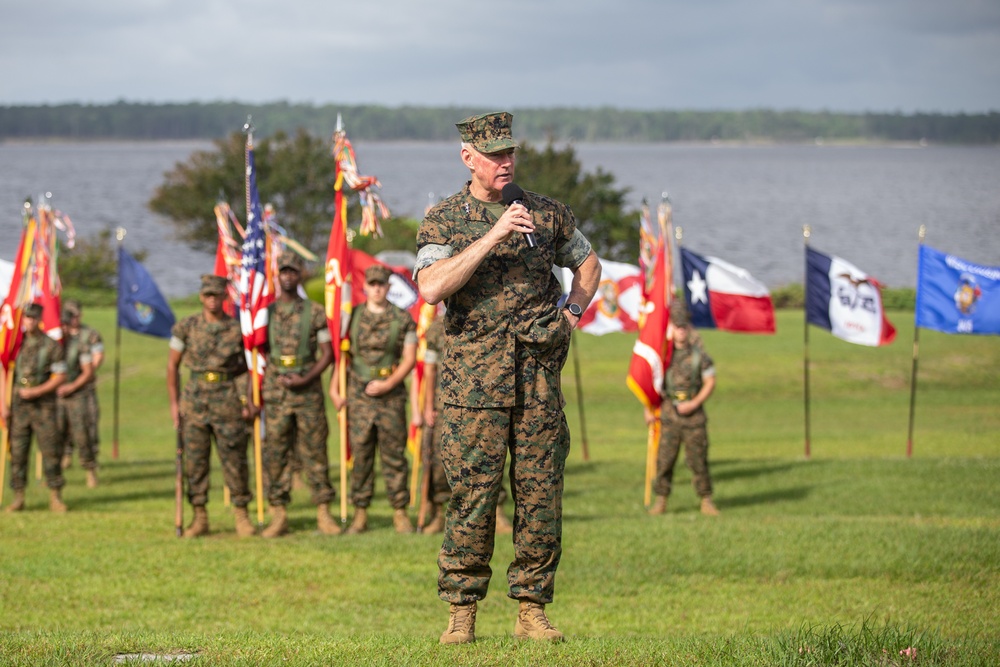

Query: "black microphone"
left=501, top=183, right=536, bottom=248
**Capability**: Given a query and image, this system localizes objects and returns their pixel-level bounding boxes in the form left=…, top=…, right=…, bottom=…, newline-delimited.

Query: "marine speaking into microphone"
left=501, top=183, right=536, bottom=248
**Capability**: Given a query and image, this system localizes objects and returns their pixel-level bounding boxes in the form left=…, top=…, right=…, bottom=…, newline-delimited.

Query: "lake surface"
left=1, top=140, right=998, bottom=297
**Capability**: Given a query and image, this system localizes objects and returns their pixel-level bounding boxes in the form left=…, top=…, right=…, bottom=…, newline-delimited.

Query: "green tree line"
left=2, top=101, right=999, bottom=144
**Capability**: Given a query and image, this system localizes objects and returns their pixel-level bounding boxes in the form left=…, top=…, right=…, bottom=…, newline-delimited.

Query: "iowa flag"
left=806, top=247, right=896, bottom=346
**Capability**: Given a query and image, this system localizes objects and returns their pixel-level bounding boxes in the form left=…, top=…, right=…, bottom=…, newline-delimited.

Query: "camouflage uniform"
left=346, top=301, right=417, bottom=509
left=57, top=323, right=103, bottom=470
left=416, top=181, right=593, bottom=606
left=8, top=327, right=67, bottom=491
left=262, top=297, right=335, bottom=507
left=169, top=313, right=252, bottom=508
left=654, top=340, right=716, bottom=499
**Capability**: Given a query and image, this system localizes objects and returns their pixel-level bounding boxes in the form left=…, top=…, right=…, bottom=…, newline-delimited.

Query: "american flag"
left=239, top=143, right=272, bottom=379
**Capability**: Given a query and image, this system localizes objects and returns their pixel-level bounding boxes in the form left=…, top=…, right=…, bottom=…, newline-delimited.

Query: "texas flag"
left=681, top=248, right=776, bottom=334
left=806, top=246, right=896, bottom=346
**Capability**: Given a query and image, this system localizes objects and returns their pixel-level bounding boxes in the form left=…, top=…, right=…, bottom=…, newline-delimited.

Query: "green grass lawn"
left=1, top=307, right=998, bottom=666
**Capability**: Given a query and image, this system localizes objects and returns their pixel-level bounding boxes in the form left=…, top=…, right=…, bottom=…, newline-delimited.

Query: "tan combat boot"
left=700, top=496, right=720, bottom=516
left=233, top=506, right=256, bottom=537
left=317, top=503, right=342, bottom=535
left=6, top=489, right=26, bottom=512
left=648, top=495, right=667, bottom=516
left=424, top=504, right=445, bottom=534
left=346, top=507, right=368, bottom=535
left=183, top=505, right=209, bottom=537
left=49, top=488, right=68, bottom=513
left=439, top=602, right=477, bottom=644
left=86, top=468, right=99, bottom=489
left=393, top=508, right=415, bottom=534
left=514, top=601, right=564, bottom=641
left=495, top=505, right=513, bottom=534
left=261, top=505, right=288, bottom=538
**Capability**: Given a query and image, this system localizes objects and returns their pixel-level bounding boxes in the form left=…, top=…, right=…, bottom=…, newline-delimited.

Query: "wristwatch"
left=564, top=302, right=583, bottom=317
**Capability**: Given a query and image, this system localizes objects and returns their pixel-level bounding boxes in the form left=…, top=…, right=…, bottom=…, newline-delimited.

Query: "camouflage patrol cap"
left=670, top=299, right=691, bottom=327
left=199, top=274, right=228, bottom=295
left=61, top=299, right=82, bottom=322
left=365, top=264, right=392, bottom=283
left=456, top=111, right=519, bottom=154
left=277, top=250, right=304, bottom=272
left=23, top=302, right=43, bottom=319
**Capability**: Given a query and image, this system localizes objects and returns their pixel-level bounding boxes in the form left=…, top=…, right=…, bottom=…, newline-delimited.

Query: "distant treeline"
left=2, top=101, right=999, bottom=144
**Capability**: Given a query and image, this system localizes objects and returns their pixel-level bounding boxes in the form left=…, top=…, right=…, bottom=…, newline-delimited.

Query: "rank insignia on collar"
left=463, top=203, right=470, bottom=215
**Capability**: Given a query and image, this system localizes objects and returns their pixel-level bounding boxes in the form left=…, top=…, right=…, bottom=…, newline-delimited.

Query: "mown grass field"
left=1, top=306, right=998, bottom=666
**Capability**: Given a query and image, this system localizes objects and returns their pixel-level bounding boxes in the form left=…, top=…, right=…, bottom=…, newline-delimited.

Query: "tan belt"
left=18, top=377, right=36, bottom=387
left=369, top=365, right=396, bottom=379
left=671, top=391, right=690, bottom=402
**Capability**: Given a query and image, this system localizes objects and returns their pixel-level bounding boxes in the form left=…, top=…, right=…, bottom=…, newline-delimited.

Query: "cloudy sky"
left=2, top=0, right=999, bottom=113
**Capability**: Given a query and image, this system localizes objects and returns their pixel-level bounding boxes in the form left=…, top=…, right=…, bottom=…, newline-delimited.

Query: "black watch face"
left=567, top=303, right=582, bottom=316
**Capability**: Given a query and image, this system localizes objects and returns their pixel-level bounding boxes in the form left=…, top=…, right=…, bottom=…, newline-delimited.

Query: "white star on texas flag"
left=688, top=270, right=708, bottom=304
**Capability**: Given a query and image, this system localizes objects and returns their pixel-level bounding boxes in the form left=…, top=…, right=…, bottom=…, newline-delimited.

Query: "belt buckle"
left=279, top=355, right=297, bottom=368
left=19, top=377, right=30, bottom=386
left=674, top=391, right=688, bottom=401
left=204, top=371, right=221, bottom=383
left=377, top=367, right=391, bottom=378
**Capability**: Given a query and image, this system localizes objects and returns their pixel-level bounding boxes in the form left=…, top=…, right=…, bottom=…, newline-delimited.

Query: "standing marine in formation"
left=330, top=263, right=417, bottom=534
left=57, top=299, right=104, bottom=487
left=167, top=274, right=256, bottom=537
left=3, top=302, right=68, bottom=512
left=644, top=301, right=720, bottom=516
left=260, top=251, right=338, bottom=538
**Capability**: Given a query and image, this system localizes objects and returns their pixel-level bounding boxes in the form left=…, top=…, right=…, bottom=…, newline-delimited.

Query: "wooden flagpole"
left=409, top=379, right=427, bottom=506
left=112, top=227, right=126, bottom=460
left=338, top=355, right=349, bottom=524
left=803, top=225, right=812, bottom=459
left=905, top=225, right=927, bottom=458
left=251, top=357, right=265, bottom=526
left=0, top=370, right=11, bottom=505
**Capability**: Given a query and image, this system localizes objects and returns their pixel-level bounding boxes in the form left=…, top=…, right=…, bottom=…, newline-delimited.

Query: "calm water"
left=2, top=140, right=998, bottom=296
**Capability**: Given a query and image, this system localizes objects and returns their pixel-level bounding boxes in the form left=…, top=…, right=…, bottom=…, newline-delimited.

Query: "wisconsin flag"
left=916, top=245, right=1000, bottom=335
left=806, top=247, right=896, bottom=346
left=681, top=248, right=775, bottom=334
left=117, top=247, right=175, bottom=339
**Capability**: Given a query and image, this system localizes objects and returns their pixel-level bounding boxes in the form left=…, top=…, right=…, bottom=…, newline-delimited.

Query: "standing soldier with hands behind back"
left=415, top=111, right=601, bottom=644
left=330, top=263, right=417, bottom=534
left=57, top=299, right=104, bottom=487
left=167, top=275, right=256, bottom=538
left=644, top=300, right=720, bottom=517
left=4, top=302, right=68, bottom=512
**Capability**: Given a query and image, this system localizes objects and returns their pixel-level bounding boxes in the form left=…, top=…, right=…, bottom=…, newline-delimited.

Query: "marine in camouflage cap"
left=199, top=274, right=228, bottom=295
left=278, top=250, right=304, bottom=272
left=61, top=299, right=82, bottom=323
left=23, top=302, right=44, bottom=319
left=365, top=264, right=392, bottom=284
left=670, top=298, right=691, bottom=328
left=456, top=112, right=519, bottom=155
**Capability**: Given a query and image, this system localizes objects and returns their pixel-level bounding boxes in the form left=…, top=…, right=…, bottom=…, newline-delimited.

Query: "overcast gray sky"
left=2, top=0, right=999, bottom=113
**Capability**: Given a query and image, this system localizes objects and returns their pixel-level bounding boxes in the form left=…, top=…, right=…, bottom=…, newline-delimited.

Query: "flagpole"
left=803, top=225, right=812, bottom=459
left=905, top=225, right=927, bottom=458
left=113, top=227, right=125, bottom=460
left=570, top=330, right=590, bottom=461
left=0, top=370, right=12, bottom=505
left=338, top=356, right=349, bottom=524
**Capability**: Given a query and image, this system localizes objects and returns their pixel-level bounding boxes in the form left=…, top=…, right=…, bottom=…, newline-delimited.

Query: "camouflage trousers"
left=57, top=388, right=100, bottom=469
left=8, top=397, right=64, bottom=490
left=347, top=388, right=410, bottom=509
left=438, top=357, right=570, bottom=606
left=182, top=416, right=252, bottom=508
left=654, top=413, right=713, bottom=499
left=262, top=389, right=334, bottom=507
left=425, top=420, right=507, bottom=507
